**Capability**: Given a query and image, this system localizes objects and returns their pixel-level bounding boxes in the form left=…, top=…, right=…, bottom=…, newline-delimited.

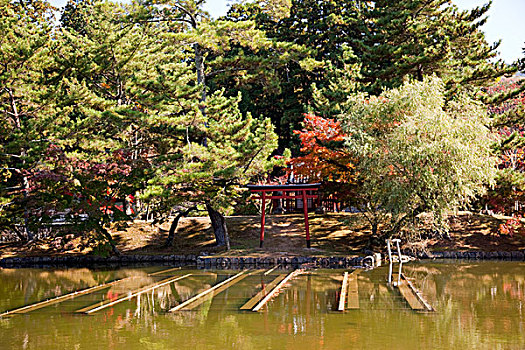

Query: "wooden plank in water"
left=177, top=270, right=265, bottom=311
left=0, top=276, right=134, bottom=317
left=263, top=264, right=281, bottom=276
left=393, top=274, right=425, bottom=311
left=338, top=272, right=349, bottom=311
left=240, top=274, right=287, bottom=310
left=252, top=269, right=302, bottom=312
left=401, top=273, right=434, bottom=312
left=169, top=271, right=247, bottom=312
left=78, top=274, right=191, bottom=314
left=347, top=270, right=360, bottom=309
left=148, top=267, right=181, bottom=276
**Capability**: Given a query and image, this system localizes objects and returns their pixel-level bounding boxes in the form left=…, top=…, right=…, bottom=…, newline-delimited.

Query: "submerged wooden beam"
left=347, top=270, right=360, bottom=309
left=263, top=264, right=281, bottom=276
left=0, top=276, right=134, bottom=317
left=401, top=273, right=434, bottom=312
left=252, top=269, right=302, bottom=312
left=176, top=270, right=264, bottom=311
left=240, top=274, right=287, bottom=310
left=169, top=271, right=248, bottom=312
left=148, top=267, right=181, bottom=276
left=338, top=272, right=349, bottom=311
left=393, top=274, right=425, bottom=311
left=77, top=274, right=191, bottom=314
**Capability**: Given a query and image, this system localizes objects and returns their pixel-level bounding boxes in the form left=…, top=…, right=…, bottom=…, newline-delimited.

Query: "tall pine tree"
left=134, top=0, right=285, bottom=248
left=358, top=0, right=514, bottom=97
left=0, top=0, right=56, bottom=241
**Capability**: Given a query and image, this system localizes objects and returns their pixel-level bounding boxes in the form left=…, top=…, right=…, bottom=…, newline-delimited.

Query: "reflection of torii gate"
left=247, top=183, right=321, bottom=248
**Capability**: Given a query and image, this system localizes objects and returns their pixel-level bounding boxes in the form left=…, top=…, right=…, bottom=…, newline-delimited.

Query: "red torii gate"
left=247, top=183, right=321, bottom=248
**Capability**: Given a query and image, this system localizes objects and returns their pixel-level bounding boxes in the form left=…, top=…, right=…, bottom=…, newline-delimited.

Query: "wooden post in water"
left=148, top=267, right=182, bottom=276
left=252, top=269, right=302, bottom=312
left=240, top=274, right=287, bottom=310
left=347, top=270, right=360, bottom=309
left=174, top=270, right=261, bottom=311
left=401, top=274, right=434, bottom=312
left=394, top=274, right=425, bottom=311
left=263, top=264, right=280, bottom=275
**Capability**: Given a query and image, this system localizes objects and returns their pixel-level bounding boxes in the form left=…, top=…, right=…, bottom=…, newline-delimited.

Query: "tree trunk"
left=416, top=64, right=424, bottom=81
left=206, top=203, right=230, bottom=249
left=9, top=87, right=33, bottom=241
left=194, top=43, right=206, bottom=102
left=22, top=172, right=33, bottom=241
left=165, top=206, right=196, bottom=247
left=100, top=225, right=121, bottom=256
left=194, top=43, right=208, bottom=146
left=365, top=219, right=382, bottom=249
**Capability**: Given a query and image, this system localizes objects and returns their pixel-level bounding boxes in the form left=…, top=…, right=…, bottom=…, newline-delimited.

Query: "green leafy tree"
left=0, top=0, right=56, bottom=241
left=340, top=77, right=498, bottom=243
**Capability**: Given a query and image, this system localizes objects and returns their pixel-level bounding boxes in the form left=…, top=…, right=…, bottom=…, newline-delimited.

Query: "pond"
left=0, top=261, right=523, bottom=349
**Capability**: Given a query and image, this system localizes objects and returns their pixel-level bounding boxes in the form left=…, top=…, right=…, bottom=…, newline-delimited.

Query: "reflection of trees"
left=403, top=262, right=525, bottom=347
left=1, top=265, right=524, bottom=349
left=0, top=268, right=142, bottom=311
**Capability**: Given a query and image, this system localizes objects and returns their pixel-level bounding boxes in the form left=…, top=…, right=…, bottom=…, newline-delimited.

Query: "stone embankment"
left=0, top=254, right=367, bottom=268
left=415, top=250, right=525, bottom=260
left=0, top=250, right=524, bottom=268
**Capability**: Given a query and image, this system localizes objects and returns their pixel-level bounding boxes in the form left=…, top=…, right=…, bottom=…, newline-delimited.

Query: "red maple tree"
left=289, top=113, right=354, bottom=183
left=288, top=114, right=356, bottom=208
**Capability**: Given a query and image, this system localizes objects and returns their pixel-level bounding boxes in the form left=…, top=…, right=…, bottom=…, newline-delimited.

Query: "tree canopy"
left=0, top=0, right=522, bottom=251
left=340, top=77, right=498, bottom=239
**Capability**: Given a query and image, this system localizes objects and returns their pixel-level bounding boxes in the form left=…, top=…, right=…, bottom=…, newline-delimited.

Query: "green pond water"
left=0, top=261, right=523, bottom=349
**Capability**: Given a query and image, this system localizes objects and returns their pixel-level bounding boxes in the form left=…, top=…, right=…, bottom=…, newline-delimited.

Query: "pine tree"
left=133, top=0, right=285, bottom=248
left=220, top=0, right=361, bottom=153
left=0, top=0, right=56, bottom=241
left=34, top=0, right=163, bottom=253
left=358, top=0, right=514, bottom=97
left=46, top=0, right=283, bottom=250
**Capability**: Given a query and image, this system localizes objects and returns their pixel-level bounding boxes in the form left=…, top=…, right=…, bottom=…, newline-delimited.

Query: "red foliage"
left=484, top=78, right=525, bottom=215
left=499, top=215, right=523, bottom=237
left=486, top=79, right=525, bottom=115
left=289, top=114, right=354, bottom=183
left=25, top=144, right=143, bottom=220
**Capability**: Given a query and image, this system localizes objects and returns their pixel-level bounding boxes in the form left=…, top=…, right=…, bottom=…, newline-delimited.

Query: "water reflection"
left=0, top=262, right=523, bottom=349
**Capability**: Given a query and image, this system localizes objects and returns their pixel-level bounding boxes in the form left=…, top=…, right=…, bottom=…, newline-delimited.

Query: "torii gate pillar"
left=247, top=184, right=321, bottom=248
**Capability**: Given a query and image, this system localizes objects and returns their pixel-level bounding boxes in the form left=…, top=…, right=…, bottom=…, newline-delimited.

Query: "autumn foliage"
left=289, top=114, right=354, bottom=183
left=483, top=77, right=525, bottom=235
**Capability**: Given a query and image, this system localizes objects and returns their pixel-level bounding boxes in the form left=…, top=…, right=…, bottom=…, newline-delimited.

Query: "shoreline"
left=1, top=249, right=524, bottom=268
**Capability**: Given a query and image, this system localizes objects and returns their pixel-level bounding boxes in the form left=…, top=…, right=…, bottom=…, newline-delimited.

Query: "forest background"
left=2, top=0, right=525, bottom=254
